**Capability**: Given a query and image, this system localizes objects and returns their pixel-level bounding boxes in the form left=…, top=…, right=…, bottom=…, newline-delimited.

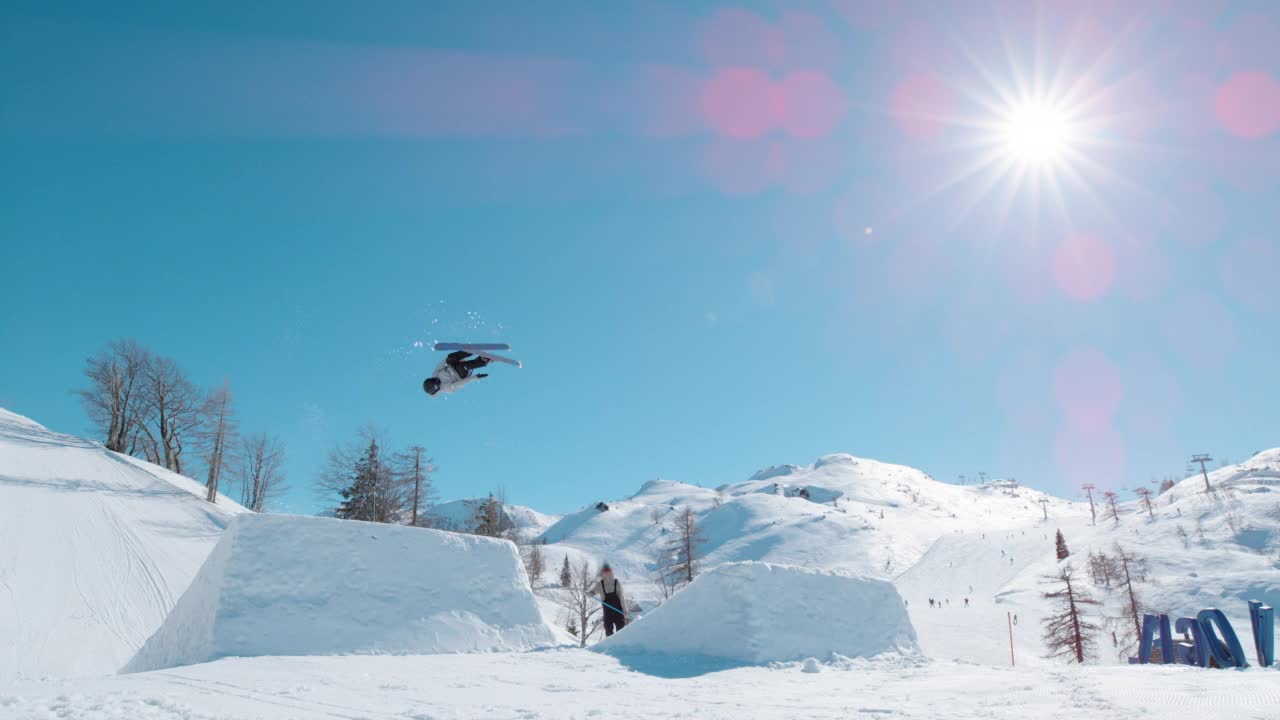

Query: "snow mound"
left=0, top=407, right=245, bottom=679
left=595, top=562, right=918, bottom=665
left=125, top=514, right=554, bottom=672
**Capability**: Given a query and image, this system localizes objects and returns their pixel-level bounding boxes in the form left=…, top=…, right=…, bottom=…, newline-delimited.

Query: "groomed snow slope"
left=895, top=449, right=1280, bottom=666
left=537, top=454, right=1085, bottom=608
left=126, top=513, right=555, bottom=672
left=0, top=408, right=245, bottom=680
left=596, top=562, right=917, bottom=664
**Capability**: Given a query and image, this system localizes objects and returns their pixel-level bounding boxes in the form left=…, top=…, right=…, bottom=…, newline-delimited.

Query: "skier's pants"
left=445, top=350, right=491, bottom=378
left=603, top=610, right=626, bottom=637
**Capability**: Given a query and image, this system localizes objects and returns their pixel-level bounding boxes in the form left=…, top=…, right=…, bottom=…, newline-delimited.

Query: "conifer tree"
left=1055, top=530, right=1070, bottom=560
left=559, top=555, right=572, bottom=588
left=335, top=437, right=400, bottom=522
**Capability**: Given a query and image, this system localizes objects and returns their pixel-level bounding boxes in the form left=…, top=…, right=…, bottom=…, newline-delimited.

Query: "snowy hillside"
left=535, top=453, right=1085, bottom=608
left=432, top=497, right=559, bottom=543
left=0, top=408, right=246, bottom=679
left=896, top=450, right=1280, bottom=666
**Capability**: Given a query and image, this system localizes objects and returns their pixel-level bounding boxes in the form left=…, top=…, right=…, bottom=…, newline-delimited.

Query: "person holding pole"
left=591, top=563, right=628, bottom=636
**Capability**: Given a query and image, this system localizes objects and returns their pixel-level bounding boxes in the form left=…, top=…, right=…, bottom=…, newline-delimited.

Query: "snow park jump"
left=1134, top=602, right=1274, bottom=669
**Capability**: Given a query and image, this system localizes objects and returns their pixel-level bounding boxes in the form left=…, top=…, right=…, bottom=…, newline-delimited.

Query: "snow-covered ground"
left=0, top=409, right=246, bottom=680
left=0, top=407, right=1276, bottom=718
left=4, top=651, right=1278, bottom=719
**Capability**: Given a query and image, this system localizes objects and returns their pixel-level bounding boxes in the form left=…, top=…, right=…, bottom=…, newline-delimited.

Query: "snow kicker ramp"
left=126, top=514, right=554, bottom=672
left=0, top=408, right=244, bottom=679
left=595, top=562, right=918, bottom=665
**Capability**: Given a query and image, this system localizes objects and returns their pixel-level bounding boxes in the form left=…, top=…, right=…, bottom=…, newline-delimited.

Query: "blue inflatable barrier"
left=1135, top=600, right=1273, bottom=670
left=1197, top=608, right=1248, bottom=668
left=1174, top=616, right=1209, bottom=668
left=1139, top=613, right=1176, bottom=664
left=1248, top=601, right=1274, bottom=667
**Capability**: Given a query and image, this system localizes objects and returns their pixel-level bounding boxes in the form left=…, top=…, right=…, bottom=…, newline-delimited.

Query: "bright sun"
left=1000, top=100, right=1074, bottom=167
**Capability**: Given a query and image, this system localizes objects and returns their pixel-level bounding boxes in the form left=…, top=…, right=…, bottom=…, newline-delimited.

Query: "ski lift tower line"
left=1190, top=454, right=1213, bottom=492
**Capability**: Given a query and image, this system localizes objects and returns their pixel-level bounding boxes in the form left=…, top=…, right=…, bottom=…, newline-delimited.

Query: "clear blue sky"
left=2, top=1, right=1277, bottom=515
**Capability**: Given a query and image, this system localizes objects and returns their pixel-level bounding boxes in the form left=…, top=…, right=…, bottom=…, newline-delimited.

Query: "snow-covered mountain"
left=432, top=497, right=559, bottom=543
left=1, top=404, right=1275, bottom=683
left=0, top=408, right=246, bottom=680
left=535, top=453, right=1084, bottom=607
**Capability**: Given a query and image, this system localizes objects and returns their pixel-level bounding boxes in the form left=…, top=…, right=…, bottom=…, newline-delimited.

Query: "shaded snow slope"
left=0, top=408, right=246, bottom=679
left=596, top=562, right=917, bottom=665
left=126, top=514, right=555, bottom=672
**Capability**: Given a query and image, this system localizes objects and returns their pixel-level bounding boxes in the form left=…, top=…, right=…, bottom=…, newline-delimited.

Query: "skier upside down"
left=423, top=351, right=491, bottom=396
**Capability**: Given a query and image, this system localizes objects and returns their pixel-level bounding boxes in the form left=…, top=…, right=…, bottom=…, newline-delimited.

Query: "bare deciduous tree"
left=558, top=559, right=602, bottom=648
left=667, top=506, right=706, bottom=586
left=1041, top=565, right=1101, bottom=663
left=522, top=541, right=545, bottom=585
left=78, top=339, right=152, bottom=453
left=394, top=445, right=437, bottom=527
left=1113, top=543, right=1147, bottom=649
left=136, top=355, right=206, bottom=474
left=1103, top=491, right=1120, bottom=526
left=201, top=382, right=236, bottom=503
left=651, top=540, right=680, bottom=601
left=1134, top=487, right=1154, bottom=518
left=238, top=432, right=287, bottom=511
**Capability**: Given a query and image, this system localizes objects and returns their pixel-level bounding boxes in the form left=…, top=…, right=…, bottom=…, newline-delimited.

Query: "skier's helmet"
left=423, top=377, right=442, bottom=396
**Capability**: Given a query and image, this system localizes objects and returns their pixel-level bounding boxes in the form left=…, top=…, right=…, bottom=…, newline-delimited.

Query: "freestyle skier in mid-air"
left=424, top=351, right=491, bottom=396
left=424, top=342, right=521, bottom=397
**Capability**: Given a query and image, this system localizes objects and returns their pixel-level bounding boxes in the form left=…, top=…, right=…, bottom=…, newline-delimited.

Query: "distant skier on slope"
left=423, top=351, right=491, bottom=396
left=590, top=563, right=628, bottom=637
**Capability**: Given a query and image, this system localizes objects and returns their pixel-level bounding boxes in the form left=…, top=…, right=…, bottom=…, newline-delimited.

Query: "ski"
left=473, top=351, right=522, bottom=368
left=434, top=342, right=511, bottom=351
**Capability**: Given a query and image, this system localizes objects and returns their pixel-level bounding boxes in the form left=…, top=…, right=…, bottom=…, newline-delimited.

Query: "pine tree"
left=471, top=492, right=511, bottom=539
left=559, top=555, right=572, bottom=588
left=1055, top=530, right=1070, bottom=560
left=1041, top=565, right=1101, bottom=663
left=335, top=437, right=400, bottom=522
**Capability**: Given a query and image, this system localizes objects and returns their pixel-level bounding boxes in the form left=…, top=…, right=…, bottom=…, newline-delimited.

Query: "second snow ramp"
left=595, top=562, right=917, bottom=665
left=126, top=514, right=553, bottom=672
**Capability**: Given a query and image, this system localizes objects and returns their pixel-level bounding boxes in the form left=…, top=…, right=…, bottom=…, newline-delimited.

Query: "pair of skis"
left=433, top=342, right=523, bottom=368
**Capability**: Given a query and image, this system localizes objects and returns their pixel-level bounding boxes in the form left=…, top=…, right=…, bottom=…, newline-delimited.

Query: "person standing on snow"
left=591, top=563, right=628, bottom=637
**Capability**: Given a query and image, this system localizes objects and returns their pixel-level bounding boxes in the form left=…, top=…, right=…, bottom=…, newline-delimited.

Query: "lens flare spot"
left=1053, top=347, right=1122, bottom=430
left=701, top=68, right=780, bottom=138
left=890, top=73, right=953, bottom=140
left=1213, top=71, right=1280, bottom=139
left=1052, top=232, right=1116, bottom=300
